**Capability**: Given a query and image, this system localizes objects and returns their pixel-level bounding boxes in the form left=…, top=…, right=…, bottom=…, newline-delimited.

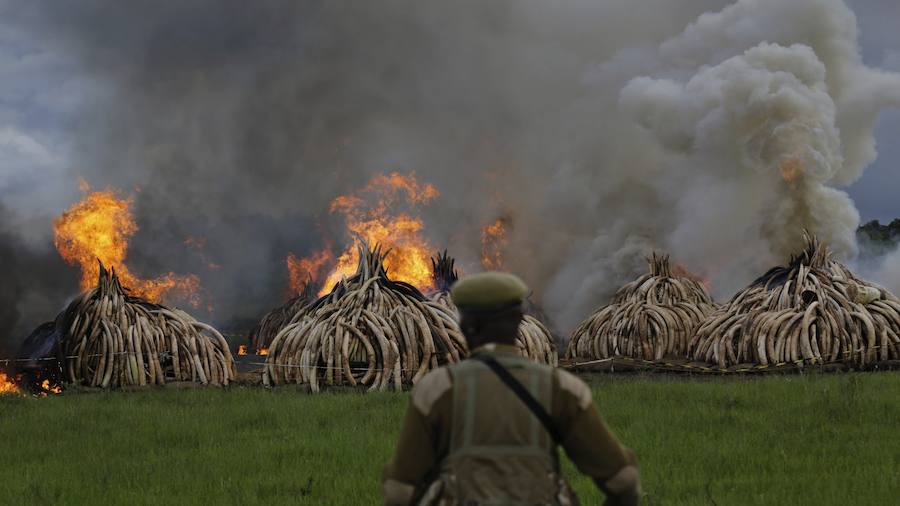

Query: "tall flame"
left=53, top=181, right=201, bottom=306
left=481, top=218, right=509, bottom=270
left=291, top=172, right=438, bottom=295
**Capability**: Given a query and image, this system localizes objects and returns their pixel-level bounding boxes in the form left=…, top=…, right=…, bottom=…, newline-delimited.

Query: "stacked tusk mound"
left=248, top=281, right=317, bottom=352
left=428, top=251, right=558, bottom=366
left=567, top=253, right=716, bottom=361
left=689, top=233, right=900, bottom=368
left=263, top=243, right=467, bottom=392
left=59, top=263, right=235, bottom=387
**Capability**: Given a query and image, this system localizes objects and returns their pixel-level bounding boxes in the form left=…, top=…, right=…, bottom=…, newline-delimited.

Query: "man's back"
left=383, top=343, right=640, bottom=505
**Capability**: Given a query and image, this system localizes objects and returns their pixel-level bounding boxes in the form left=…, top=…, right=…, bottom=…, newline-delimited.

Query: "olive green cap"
left=450, top=272, right=528, bottom=310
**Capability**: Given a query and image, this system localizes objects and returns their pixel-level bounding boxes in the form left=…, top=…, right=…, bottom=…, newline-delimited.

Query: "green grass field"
left=1, top=372, right=898, bottom=505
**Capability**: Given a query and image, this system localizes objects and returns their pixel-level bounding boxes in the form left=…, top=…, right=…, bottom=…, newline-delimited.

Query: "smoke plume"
left=1, top=0, right=898, bottom=346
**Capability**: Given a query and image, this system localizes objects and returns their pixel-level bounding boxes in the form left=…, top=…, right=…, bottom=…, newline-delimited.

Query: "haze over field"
left=1, top=0, right=899, bottom=351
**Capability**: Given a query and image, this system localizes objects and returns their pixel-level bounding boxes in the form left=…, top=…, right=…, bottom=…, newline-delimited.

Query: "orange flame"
left=287, top=249, right=333, bottom=295
left=779, top=158, right=805, bottom=185
left=300, top=172, right=437, bottom=295
left=237, top=344, right=267, bottom=356
left=673, top=263, right=712, bottom=291
left=481, top=218, right=509, bottom=270
left=39, top=380, right=62, bottom=395
left=0, top=372, right=19, bottom=395
left=53, top=181, right=201, bottom=306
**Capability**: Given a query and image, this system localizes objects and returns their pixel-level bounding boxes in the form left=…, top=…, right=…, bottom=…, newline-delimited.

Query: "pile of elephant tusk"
left=567, top=253, right=716, bottom=361
left=428, top=250, right=558, bottom=366
left=249, top=282, right=317, bottom=352
left=263, top=243, right=467, bottom=392
left=59, top=263, right=235, bottom=387
left=689, top=233, right=900, bottom=367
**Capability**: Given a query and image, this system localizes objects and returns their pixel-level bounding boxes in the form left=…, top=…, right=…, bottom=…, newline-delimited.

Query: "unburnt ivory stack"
left=689, top=233, right=900, bottom=367
left=59, top=263, right=235, bottom=387
left=567, top=253, right=716, bottom=361
left=263, top=244, right=467, bottom=391
left=428, top=251, right=558, bottom=366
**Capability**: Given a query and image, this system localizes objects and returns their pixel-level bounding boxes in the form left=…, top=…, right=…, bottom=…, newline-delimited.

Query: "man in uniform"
left=382, top=272, right=640, bottom=505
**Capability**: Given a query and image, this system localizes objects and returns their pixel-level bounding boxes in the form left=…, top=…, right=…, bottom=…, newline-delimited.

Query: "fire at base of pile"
left=567, top=253, right=716, bottom=361
left=248, top=282, right=317, bottom=352
left=428, top=251, right=558, bottom=366
left=263, top=244, right=467, bottom=392
left=58, top=264, right=235, bottom=387
left=689, top=233, right=900, bottom=368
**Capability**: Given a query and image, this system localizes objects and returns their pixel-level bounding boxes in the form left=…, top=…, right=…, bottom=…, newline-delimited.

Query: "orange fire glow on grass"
left=53, top=181, right=201, bottom=306
left=0, top=372, right=19, bottom=395
left=288, top=172, right=439, bottom=296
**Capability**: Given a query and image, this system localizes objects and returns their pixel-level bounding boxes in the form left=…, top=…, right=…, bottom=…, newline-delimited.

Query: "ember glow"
left=0, top=372, right=19, bottom=395
left=779, top=158, right=805, bottom=185
left=297, top=172, right=438, bottom=295
left=40, top=380, right=62, bottom=395
left=481, top=218, right=509, bottom=270
left=53, top=181, right=201, bottom=306
left=672, top=263, right=713, bottom=291
left=237, top=345, right=267, bottom=356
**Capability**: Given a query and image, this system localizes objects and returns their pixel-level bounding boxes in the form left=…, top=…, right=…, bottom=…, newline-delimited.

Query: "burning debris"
left=0, top=372, right=18, bottom=395
left=56, top=263, right=235, bottom=387
left=247, top=281, right=317, bottom=354
left=567, top=253, right=716, bottom=361
left=10, top=320, right=65, bottom=395
left=263, top=243, right=466, bottom=392
left=429, top=251, right=558, bottom=366
left=689, top=233, right=900, bottom=368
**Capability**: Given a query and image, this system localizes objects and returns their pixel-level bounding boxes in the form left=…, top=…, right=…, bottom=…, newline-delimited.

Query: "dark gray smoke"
left=0, top=204, right=75, bottom=356
left=1, top=0, right=898, bottom=349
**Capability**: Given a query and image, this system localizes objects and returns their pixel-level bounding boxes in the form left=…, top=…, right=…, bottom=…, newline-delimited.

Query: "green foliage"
left=858, top=219, right=900, bottom=256
left=1, top=373, right=898, bottom=505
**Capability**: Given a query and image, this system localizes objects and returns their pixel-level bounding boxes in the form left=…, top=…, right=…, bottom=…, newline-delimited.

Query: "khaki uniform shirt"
left=383, top=343, right=639, bottom=505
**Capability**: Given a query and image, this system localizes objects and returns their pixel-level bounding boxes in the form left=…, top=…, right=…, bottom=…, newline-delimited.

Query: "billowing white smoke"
left=623, top=42, right=855, bottom=270
left=544, top=0, right=900, bottom=330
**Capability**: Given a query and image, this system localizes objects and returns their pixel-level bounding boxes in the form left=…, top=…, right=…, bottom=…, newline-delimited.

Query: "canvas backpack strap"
left=471, top=354, right=562, bottom=446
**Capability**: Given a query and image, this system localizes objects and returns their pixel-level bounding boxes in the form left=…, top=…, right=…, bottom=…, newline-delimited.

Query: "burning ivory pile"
left=428, top=251, right=558, bottom=366
left=567, top=253, right=716, bottom=361
left=263, top=244, right=467, bottom=391
left=248, top=282, right=317, bottom=352
left=689, top=233, right=900, bottom=368
left=59, top=263, right=235, bottom=387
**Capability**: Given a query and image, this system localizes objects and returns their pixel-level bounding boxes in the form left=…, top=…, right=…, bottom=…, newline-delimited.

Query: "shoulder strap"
left=471, top=354, right=563, bottom=446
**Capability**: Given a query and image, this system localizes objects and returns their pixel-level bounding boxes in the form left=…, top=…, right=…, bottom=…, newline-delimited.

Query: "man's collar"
left=471, top=342, right=520, bottom=356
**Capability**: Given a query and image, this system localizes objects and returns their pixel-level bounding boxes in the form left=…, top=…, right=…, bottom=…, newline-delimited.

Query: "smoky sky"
left=1, top=0, right=899, bottom=349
